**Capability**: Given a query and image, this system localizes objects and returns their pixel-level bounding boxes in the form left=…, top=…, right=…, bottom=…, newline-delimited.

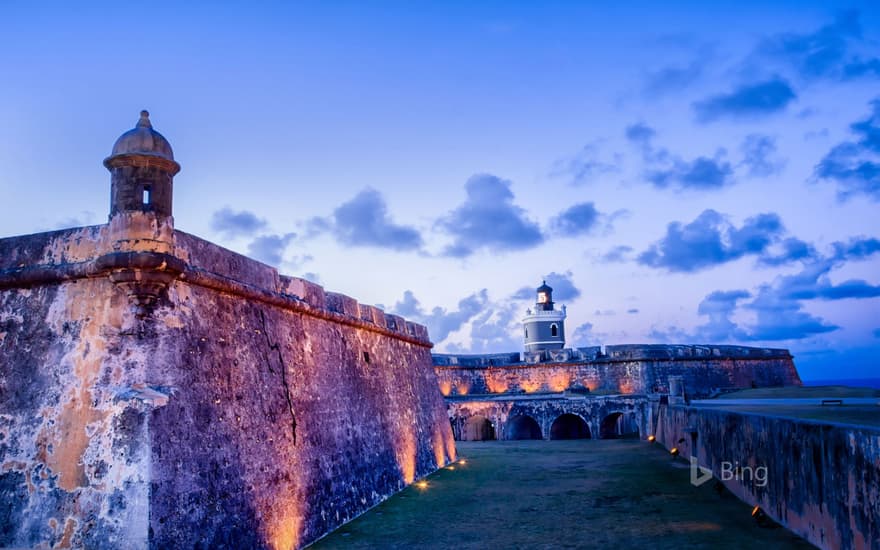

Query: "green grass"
left=710, top=405, right=880, bottom=427
left=310, top=441, right=813, bottom=549
left=714, top=386, right=880, bottom=399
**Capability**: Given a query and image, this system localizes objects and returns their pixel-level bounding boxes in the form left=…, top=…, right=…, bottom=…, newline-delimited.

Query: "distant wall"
left=446, top=395, right=648, bottom=441
left=433, top=345, right=800, bottom=397
left=0, top=227, right=453, bottom=549
left=654, top=405, right=880, bottom=550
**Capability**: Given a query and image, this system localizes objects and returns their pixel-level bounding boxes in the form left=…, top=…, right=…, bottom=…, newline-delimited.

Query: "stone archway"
left=505, top=414, right=543, bottom=440
left=463, top=415, right=496, bottom=441
left=599, top=412, right=639, bottom=439
left=550, top=413, right=591, bottom=440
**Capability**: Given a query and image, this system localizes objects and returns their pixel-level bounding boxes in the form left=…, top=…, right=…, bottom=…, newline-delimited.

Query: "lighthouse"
left=522, top=280, right=566, bottom=352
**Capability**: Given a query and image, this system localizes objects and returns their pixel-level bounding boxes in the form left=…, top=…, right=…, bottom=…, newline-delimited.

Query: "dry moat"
left=312, top=440, right=813, bottom=549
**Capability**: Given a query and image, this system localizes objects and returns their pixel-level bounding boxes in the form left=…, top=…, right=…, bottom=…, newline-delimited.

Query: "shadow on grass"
left=310, top=440, right=813, bottom=549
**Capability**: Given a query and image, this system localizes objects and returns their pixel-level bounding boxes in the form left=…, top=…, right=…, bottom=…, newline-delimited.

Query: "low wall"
left=0, top=227, right=453, bottom=549
left=654, top=405, right=880, bottom=550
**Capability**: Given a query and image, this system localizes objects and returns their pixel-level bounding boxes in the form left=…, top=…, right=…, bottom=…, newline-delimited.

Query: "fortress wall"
left=654, top=405, right=880, bottom=550
left=639, top=357, right=801, bottom=395
left=175, top=230, right=279, bottom=290
left=147, top=279, right=454, bottom=549
left=434, top=348, right=800, bottom=397
left=0, top=228, right=454, bottom=549
left=435, top=362, right=645, bottom=396
left=0, top=225, right=108, bottom=269
left=446, top=396, right=649, bottom=441
left=0, top=276, right=155, bottom=548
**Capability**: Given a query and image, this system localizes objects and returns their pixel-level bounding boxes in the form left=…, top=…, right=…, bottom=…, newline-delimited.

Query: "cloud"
left=392, top=289, right=489, bottom=344
left=211, top=207, right=268, bottom=239
left=692, top=78, right=796, bottom=123
left=739, top=134, right=785, bottom=177
left=647, top=324, right=691, bottom=344
left=814, top=98, right=880, bottom=200
left=465, top=303, right=523, bottom=353
left=756, top=11, right=880, bottom=81
left=512, top=271, right=581, bottom=303
left=637, top=210, right=786, bottom=272
left=757, top=237, right=817, bottom=266
left=646, top=156, right=734, bottom=190
left=626, top=123, right=733, bottom=190
left=626, top=308, right=639, bottom=314
left=439, top=174, right=543, bottom=257
left=832, top=236, right=880, bottom=260
left=772, top=260, right=880, bottom=301
left=550, top=202, right=601, bottom=236
left=310, top=189, right=423, bottom=251
left=745, top=285, right=839, bottom=341
left=601, top=245, right=634, bottom=263
left=247, top=233, right=296, bottom=266
left=572, top=322, right=603, bottom=346
left=550, top=143, right=620, bottom=186
left=845, top=59, right=880, bottom=79
left=643, top=59, right=704, bottom=95
left=681, top=243, right=880, bottom=342
left=625, top=123, right=658, bottom=154
left=282, top=254, right=314, bottom=273
left=687, top=290, right=751, bottom=342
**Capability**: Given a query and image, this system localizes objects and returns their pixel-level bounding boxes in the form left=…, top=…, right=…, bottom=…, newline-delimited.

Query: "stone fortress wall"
left=434, top=344, right=801, bottom=399
left=0, top=114, right=454, bottom=549
left=654, top=404, right=880, bottom=550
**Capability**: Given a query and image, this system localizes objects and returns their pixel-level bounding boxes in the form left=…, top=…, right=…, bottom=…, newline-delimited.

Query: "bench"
left=821, top=399, right=843, bottom=406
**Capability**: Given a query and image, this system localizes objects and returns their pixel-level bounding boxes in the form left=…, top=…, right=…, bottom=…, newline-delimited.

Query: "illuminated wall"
left=0, top=227, right=454, bottom=549
left=434, top=348, right=801, bottom=398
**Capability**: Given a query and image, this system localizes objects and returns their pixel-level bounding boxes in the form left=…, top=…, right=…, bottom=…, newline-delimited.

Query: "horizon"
left=1, top=1, right=878, bottom=380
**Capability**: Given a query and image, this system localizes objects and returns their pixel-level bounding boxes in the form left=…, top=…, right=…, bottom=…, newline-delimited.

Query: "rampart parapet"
left=0, top=227, right=430, bottom=347
left=433, top=344, right=801, bottom=398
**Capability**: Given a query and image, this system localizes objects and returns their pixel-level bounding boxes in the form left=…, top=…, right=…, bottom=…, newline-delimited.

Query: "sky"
left=1, top=1, right=878, bottom=380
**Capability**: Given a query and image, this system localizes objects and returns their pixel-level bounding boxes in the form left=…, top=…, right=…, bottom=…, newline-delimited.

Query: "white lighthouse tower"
left=522, top=280, right=566, bottom=353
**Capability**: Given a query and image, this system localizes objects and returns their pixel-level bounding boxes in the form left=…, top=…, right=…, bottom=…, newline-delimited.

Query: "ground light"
left=415, top=481, right=428, bottom=490
left=647, top=435, right=656, bottom=442
left=670, top=447, right=680, bottom=456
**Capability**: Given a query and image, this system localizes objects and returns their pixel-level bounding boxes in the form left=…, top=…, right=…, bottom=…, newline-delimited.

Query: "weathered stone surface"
left=0, top=227, right=454, bottom=549
left=447, top=395, right=648, bottom=441
left=0, top=276, right=152, bottom=549
left=433, top=346, right=800, bottom=398
left=654, top=405, right=880, bottom=550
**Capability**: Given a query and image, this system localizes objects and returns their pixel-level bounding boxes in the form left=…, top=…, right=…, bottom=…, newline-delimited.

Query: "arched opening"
left=600, top=412, right=640, bottom=439
left=505, top=415, right=542, bottom=440
left=463, top=415, right=495, bottom=441
left=550, top=413, right=591, bottom=440
left=550, top=323, right=558, bottom=337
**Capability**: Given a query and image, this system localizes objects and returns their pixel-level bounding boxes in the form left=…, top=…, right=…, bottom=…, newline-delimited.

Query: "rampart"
left=654, top=405, right=880, bottom=550
left=433, top=345, right=800, bottom=398
left=0, top=224, right=454, bottom=548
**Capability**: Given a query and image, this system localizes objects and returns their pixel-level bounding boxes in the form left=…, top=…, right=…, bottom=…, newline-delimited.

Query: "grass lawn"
left=708, top=405, right=880, bottom=427
left=714, top=386, right=880, bottom=399
left=310, top=440, right=813, bottom=549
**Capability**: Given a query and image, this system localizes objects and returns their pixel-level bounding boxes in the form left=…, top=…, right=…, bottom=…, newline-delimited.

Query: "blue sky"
left=1, top=1, right=878, bottom=380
